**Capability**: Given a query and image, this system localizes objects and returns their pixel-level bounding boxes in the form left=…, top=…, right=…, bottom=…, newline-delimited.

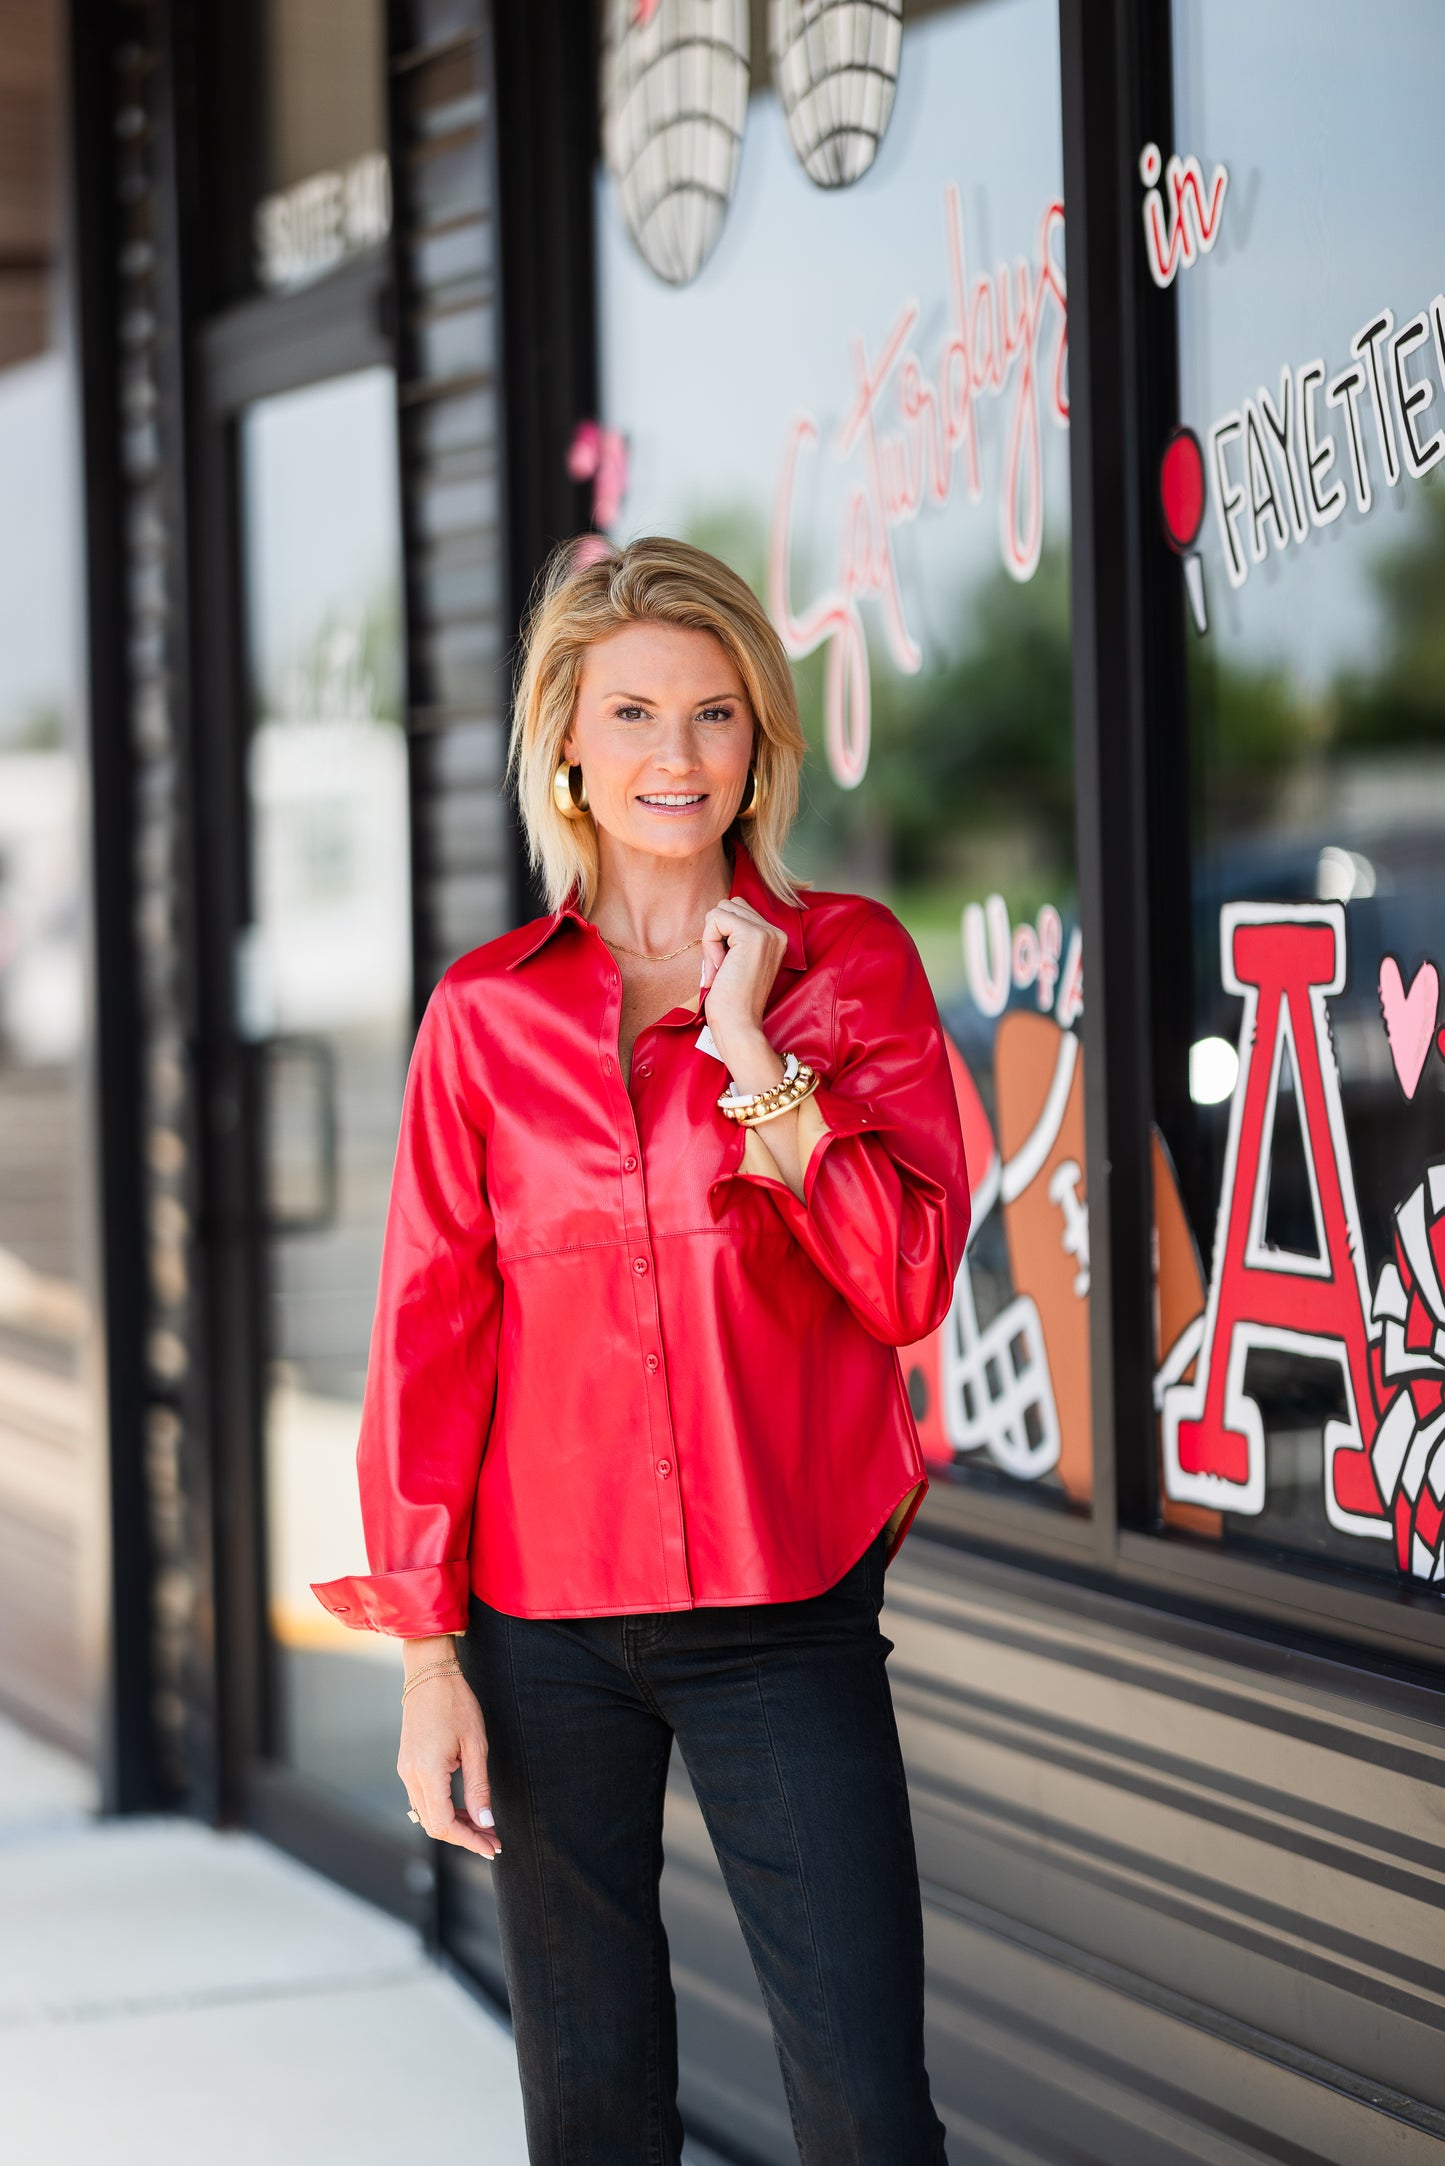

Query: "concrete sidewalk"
left=0, top=1715, right=530, bottom=2165
left=0, top=1715, right=732, bottom=2165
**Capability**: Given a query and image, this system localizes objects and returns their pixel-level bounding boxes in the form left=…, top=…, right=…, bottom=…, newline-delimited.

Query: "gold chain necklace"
left=599, top=931, right=703, bottom=964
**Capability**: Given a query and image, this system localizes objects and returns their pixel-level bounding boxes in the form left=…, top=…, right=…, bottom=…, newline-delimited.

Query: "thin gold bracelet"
left=401, top=1660, right=462, bottom=1705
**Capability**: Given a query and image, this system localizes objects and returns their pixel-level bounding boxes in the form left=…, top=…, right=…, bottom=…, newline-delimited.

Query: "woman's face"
left=565, top=622, right=756, bottom=865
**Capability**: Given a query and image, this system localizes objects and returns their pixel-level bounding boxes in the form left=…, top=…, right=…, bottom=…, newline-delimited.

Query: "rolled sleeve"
left=730, top=910, right=971, bottom=1347
left=311, top=1561, right=472, bottom=1637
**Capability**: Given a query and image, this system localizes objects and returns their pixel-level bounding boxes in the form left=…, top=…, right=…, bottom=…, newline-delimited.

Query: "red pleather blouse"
left=310, top=839, right=970, bottom=1633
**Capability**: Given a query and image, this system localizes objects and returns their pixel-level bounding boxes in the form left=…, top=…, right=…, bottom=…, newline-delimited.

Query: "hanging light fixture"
left=770, top=0, right=903, bottom=189
left=602, top=0, right=752, bottom=287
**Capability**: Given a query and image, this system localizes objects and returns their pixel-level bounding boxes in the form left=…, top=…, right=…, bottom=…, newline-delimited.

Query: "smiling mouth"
left=637, top=792, right=707, bottom=809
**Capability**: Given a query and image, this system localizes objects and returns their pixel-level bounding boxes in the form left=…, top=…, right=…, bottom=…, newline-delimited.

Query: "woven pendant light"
left=770, top=0, right=903, bottom=189
left=602, top=0, right=752, bottom=286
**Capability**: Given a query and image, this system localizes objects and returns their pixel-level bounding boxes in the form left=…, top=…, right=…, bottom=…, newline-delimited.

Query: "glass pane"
left=596, top=0, right=1090, bottom=1514
left=0, top=0, right=106, bottom=1757
left=1156, top=1, right=1445, bottom=1586
left=262, top=0, right=385, bottom=193
left=239, top=367, right=412, bottom=1814
left=252, top=0, right=391, bottom=294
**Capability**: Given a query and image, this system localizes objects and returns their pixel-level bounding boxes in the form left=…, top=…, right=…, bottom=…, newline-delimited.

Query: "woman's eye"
left=699, top=706, right=734, bottom=723
left=615, top=705, right=646, bottom=721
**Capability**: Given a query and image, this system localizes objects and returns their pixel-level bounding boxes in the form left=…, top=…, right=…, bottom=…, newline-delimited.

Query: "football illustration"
left=904, top=1014, right=1211, bottom=1526
left=906, top=1029, right=1061, bottom=1482
left=994, top=1012, right=1091, bottom=1500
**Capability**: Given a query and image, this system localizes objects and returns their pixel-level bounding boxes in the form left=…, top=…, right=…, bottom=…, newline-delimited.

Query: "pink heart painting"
left=1379, top=955, right=1440, bottom=1099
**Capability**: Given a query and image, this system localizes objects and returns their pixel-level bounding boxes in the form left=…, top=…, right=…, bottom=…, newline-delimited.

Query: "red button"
left=633, top=1256, right=649, bottom=1275
left=623, top=1155, right=638, bottom=1172
left=602, top=1055, right=615, bottom=1075
left=637, top=1062, right=652, bottom=1079
left=645, top=1353, right=659, bottom=1373
left=656, top=1459, right=672, bottom=1478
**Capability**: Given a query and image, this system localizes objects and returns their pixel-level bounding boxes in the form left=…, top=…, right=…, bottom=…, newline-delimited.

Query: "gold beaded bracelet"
left=718, top=1056, right=820, bottom=1127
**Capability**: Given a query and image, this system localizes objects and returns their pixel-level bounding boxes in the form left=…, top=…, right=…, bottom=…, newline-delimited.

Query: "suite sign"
left=254, top=152, right=392, bottom=293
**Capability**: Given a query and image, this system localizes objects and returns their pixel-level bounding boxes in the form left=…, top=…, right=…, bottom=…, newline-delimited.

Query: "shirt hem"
left=467, top=1479, right=927, bottom=1620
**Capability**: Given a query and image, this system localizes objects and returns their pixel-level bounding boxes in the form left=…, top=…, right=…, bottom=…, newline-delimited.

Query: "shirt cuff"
left=310, top=1560, right=471, bottom=1637
left=732, top=1085, right=879, bottom=1199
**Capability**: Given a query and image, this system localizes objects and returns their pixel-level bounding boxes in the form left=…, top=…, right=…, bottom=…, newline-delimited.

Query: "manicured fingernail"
left=473, top=1805, right=494, bottom=1827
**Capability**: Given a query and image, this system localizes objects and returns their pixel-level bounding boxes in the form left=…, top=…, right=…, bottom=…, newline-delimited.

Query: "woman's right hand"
left=397, top=1645, right=501, bottom=1860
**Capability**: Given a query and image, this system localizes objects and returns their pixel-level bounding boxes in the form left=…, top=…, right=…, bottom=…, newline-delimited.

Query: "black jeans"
left=459, top=1531, right=948, bottom=2166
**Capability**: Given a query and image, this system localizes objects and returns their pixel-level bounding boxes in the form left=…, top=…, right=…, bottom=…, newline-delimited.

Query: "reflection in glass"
left=0, top=0, right=105, bottom=1759
left=598, top=0, right=1091, bottom=1512
left=240, top=368, right=412, bottom=1812
left=262, top=0, right=385, bottom=194
left=1160, top=1, right=1445, bottom=1580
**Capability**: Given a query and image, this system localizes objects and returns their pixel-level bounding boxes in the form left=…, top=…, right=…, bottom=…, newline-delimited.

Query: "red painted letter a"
left=1162, top=905, right=1387, bottom=1538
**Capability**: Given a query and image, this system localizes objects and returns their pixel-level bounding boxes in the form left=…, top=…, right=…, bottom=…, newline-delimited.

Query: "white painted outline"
left=1000, top=1029, right=1079, bottom=1205
left=1297, top=359, right=1346, bottom=527
left=1243, top=397, right=1289, bottom=563
left=1242, top=1001, right=1329, bottom=1277
left=962, top=894, right=1011, bottom=1018
left=1391, top=311, right=1445, bottom=479
left=1326, top=361, right=1371, bottom=515
left=941, top=1259, right=1061, bottom=1481
left=1350, top=308, right=1401, bottom=491
left=1258, top=368, right=1309, bottom=543
left=1208, top=411, right=1248, bottom=587
left=1161, top=904, right=1385, bottom=1535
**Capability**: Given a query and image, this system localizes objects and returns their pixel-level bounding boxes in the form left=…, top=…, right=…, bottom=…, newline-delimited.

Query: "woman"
left=313, top=536, right=970, bottom=2164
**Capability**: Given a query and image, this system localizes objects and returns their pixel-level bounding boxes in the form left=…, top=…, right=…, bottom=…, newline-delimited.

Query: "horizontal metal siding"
left=390, top=2, right=517, bottom=999
left=647, top=1540, right=1445, bottom=2163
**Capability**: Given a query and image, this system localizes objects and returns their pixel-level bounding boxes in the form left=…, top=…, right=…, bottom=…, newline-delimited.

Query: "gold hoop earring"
left=553, top=761, right=589, bottom=818
left=737, top=763, right=763, bottom=818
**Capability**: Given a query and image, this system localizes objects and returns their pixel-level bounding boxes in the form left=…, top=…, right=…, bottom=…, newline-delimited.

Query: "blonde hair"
left=506, top=535, right=807, bottom=914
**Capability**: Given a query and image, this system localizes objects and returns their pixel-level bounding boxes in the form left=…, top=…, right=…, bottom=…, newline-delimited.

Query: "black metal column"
left=68, top=0, right=219, bottom=1816
left=1058, top=0, right=1159, bottom=1550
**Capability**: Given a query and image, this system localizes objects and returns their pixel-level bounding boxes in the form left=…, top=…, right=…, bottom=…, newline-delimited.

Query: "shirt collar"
left=505, top=836, right=807, bottom=974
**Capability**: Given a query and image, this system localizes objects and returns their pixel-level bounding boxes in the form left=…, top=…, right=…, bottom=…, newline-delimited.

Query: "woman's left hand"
left=700, top=897, right=787, bottom=1068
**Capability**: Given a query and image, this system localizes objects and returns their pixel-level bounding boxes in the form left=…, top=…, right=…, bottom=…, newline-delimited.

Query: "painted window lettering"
left=1206, top=295, right=1445, bottom=592
left=1139, top=140, right=1228, bottom=290
left=768, top=185, right=1068, bottom=788
left=1162, top=905, right=1445, bottom=1586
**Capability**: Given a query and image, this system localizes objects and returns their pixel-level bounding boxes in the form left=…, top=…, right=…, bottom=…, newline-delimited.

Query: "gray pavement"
left=0, top=1712, right=733, bottom=2165
left=0, top=1711, right=531, bottom=2165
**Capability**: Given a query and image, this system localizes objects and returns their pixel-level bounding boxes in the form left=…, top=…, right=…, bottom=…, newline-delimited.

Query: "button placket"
left=608, top=1034, right=688, bottom=1602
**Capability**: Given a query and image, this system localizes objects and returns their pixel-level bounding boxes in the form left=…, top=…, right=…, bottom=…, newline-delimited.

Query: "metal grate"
left=390, top=5, right=514, bottom=993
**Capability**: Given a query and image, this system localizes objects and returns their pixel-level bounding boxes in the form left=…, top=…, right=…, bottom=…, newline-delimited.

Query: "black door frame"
left=189, top=247, right=440, bottom=1927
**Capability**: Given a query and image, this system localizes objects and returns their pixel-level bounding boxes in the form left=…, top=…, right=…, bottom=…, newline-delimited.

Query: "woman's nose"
left=653, top=728, right=701, bottom=773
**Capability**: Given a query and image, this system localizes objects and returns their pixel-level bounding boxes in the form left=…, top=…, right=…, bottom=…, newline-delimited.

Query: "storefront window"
left=0, top=0, right=106, bottom=1753
left=597, top=0, right=1091, bottom=1515
left=238, top=366, right=413, bottom=1815
left=1155, top=1, right=1445, bottom=1586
